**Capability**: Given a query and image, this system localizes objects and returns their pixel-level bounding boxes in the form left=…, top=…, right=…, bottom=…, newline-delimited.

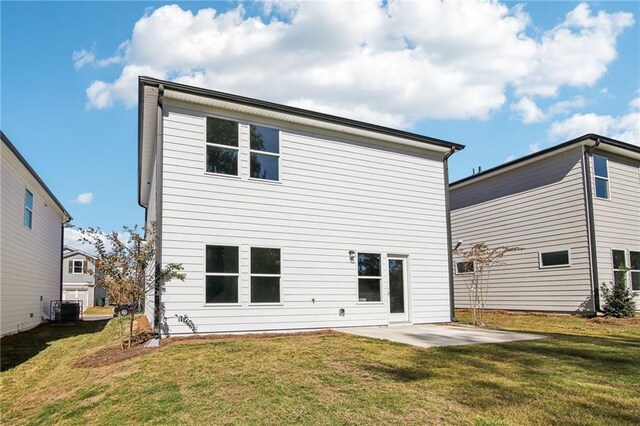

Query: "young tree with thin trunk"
left=78, top=223, right=185, bottom=349
left=455, top=242, right=522, bottom=326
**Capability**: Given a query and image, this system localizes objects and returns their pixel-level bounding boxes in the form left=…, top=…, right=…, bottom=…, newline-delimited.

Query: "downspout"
left=583, top=138, right=601, bottom=314
left=153, top=84, right=165, bottom=337
left=443, top=147, right=457, bottom=322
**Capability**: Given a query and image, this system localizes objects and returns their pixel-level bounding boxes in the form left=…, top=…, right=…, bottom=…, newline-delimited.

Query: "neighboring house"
left=137, top=77, right=464, bottom=336
left=1, top=131, right=72, bottom=336
left=62, top=246, right=106, bottom=310
left=450, top=134, right=640, bottom=314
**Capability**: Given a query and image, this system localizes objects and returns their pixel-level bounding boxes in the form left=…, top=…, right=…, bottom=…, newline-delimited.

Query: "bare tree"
left=455, top=242, right=522, bottom=326
left=78, top=223, right=185, bottom=349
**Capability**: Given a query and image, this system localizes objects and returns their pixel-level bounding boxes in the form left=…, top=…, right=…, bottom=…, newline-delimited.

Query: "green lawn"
left=83, top=306, right=114, bottom=316
left=1, top=312, right=639, bottom=425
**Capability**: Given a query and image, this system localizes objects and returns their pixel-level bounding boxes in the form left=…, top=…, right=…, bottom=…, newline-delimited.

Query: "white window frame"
left=72, top=259, right=84, bottom=274
left=630, top=250, right=640, bottom=293
left=249, top=246, right=282, bottom=305
left=593, top=155, right=610, bottom=200
left=24, top=188, right=33, bottom=229
left=356, top=252, right=383, bottom=304
left=455, top=261, right=475, bottom=275
left=248, top=122, right=281, bottom=183
left=204, top=244, right=241, bottom=306
left=611, top=248, right=627, bottom=286
left=538, top=249, right=571, bottom=269
left=203, top=115, right=241, bottom=178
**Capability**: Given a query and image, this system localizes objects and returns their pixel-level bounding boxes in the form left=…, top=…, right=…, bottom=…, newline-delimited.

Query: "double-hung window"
left=250, top=247, right=281, bottom=303
left=206, top=117, right=239, bottom=176
left=630, top=251, right=640, bottom=292
left=24, top=189, right=33, bottom=228
left=593, top=155, right=609, bottom=199
left=612, top=249, right=627, bottom=285
left=72, top=260, right=84, bottom=274
left=358, top=253, right=381, bottom=302
left=250, top=125, right=279, bottom=181
left=205, top=245, right=239, bottom=304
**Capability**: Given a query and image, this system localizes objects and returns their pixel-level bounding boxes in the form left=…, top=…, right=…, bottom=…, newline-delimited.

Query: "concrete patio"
left=337, top=323, right=545, bottom=348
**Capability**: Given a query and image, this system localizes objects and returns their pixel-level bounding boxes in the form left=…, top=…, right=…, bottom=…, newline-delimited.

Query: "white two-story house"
left=451, top=134, right=640, bottom=314
left=1, top=131, right=71, bottom=336
left=137, top=77, right=464, bottom=336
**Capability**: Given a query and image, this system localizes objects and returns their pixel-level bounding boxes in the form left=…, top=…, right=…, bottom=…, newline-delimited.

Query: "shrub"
left=600, top=277, right=636, bottom=318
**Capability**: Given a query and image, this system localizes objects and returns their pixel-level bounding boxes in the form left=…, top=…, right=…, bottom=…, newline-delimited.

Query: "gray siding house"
left=62, top=246, right=106, bottom=309
left=1, top=132, right=71, bottom=336
left=451, top=134, right=640, bottom=314
left=138, top=77, right=464, bottom=336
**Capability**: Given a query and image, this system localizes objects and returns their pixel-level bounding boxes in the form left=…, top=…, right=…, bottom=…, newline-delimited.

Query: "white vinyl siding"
left=451, top=147, right=594, bottom=313
left=155, top=101, right=451, bottom=335
left=591, top=151, right=640, bottom=310
left=1, top=143, right=64, bottom=336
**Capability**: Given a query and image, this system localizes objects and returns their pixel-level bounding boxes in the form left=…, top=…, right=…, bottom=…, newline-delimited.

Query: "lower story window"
left=612, top=249, right=627, bottom=285
left=358, top=253, right=381, bottom=302
left=539, top=250, right=570, bottom=268
left=456, top=261, right=474, bottom=274
left=251, top=247, right=281, bottom=303
left=205, top=245, right=239, bottom=303
left=629, top=251, right=639, bottom=292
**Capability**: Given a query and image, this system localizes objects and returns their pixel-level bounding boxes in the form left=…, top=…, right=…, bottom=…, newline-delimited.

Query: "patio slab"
left=336, top=323, right=545, bottom=348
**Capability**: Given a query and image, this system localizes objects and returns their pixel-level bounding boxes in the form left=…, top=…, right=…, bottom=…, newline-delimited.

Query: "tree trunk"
left=128, top=311, right=135, bottom=349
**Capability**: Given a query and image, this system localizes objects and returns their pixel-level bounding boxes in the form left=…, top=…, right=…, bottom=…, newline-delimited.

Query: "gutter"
left=583, top=138, right=601, bottom=313
left=443, top=147, right=457, bottom=321
left=153, top=84, right=165, bottom=338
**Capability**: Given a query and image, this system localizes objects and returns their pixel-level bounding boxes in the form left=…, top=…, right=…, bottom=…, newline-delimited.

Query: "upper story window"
left=539, top=250, right=570, bottom=268
left=205, top=245, right=239, bottom=304
left=612, top=249, right=626, bottom=285
left=630, top=251, right=640, bottom=292
left=24, top=189, right=33, bottom=229
left=70, top=260, right=85, bottom=274
left=206, top=117, right=239, bottom=176
left=593, top=155, right=609, bottom=199
left=250, top=247, right=281, bottom=303
left=250, top=125, right=280, bottom=181
left=357, top=253, right=381, bottom=302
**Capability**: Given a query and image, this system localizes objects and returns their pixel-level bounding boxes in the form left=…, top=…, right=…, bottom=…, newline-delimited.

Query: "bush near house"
left=601, top=278, right=637, bottom=318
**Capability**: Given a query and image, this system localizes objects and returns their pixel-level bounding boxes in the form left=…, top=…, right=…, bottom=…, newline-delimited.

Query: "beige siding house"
left=62, top=246, right=106, bottom=310
left=1, top=132, right=71, bottom=336
left=138, top=77, right=464, bottom=336
left=451, top=134, right=640, bottom=314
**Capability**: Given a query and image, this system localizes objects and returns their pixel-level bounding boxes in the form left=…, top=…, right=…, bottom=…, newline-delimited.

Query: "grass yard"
left=83, top=306, right=114, bottom=316
left=1, top=311, right=639, bottom=425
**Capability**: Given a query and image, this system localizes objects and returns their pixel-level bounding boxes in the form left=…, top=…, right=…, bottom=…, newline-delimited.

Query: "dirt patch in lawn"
left=72, top=316, right=155, bottom=368
left=161, top=329, right=336, bottom=347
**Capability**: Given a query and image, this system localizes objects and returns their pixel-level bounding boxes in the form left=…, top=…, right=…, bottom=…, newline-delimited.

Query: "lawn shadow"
left=1, top=320, right=109, bottom=371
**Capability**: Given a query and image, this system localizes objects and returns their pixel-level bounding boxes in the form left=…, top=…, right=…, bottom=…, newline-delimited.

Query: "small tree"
left=601, top=271, right=636, bottom=318
left=455, top=242, right=522, bottom=326
left=79, top=223, right=185, bottom=349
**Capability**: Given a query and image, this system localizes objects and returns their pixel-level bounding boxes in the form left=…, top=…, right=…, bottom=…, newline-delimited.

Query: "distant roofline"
left=450, top=134, right=640, bottom=188
left=138, top=76, right=466, bottom=151
left=63, top=245, right=96, bottom=259
left=1, top=131, right=71, bottom=221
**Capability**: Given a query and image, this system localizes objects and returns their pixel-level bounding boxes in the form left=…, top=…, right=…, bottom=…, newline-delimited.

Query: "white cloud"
left=64, top=228, right=96, bottom=254
left=629, top=96, right=640, bottom=110
left=549, top=109, right=640, bottom=146
left=529, top=143, right=541, bottom=153
left=511, top=97, right=545, bottom=124
left=504, top=154, right=517, bottom=163
left=72, top=49, right=95, bottom=70
left=82, top=2, right=633, bottom=127
left=75, top=192, right=94, bottom=204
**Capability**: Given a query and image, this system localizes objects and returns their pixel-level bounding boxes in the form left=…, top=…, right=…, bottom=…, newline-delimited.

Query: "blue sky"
left=1, top=1, right=638, bottom=244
